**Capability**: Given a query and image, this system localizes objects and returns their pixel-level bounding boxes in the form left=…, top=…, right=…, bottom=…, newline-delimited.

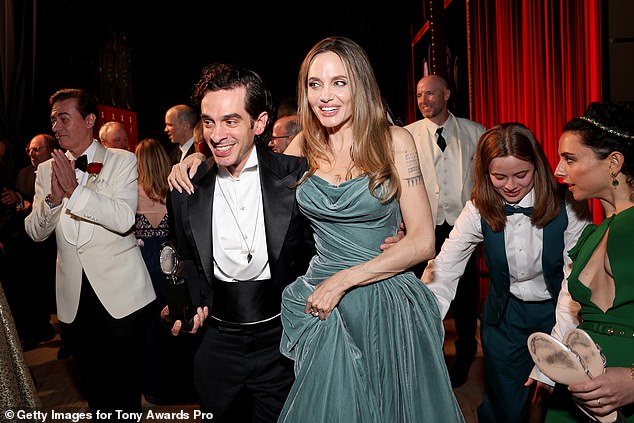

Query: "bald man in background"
left=99, top=121, right=130, bottom=150
left=405, top=74, right=485, bottom=388
left=165, top=105, right=198, bottom=165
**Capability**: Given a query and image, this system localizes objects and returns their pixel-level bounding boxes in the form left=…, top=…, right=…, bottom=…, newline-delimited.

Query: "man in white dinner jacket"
left=25, top=88, right=156, bottom=420
left=405, top=74, right=485, bottom=388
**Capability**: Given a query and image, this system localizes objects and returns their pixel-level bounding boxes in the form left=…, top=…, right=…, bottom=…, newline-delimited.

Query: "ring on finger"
left=311, top=311, right=319, bottom=317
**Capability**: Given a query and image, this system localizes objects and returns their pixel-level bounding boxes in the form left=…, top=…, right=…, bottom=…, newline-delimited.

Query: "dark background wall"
left=4, top=0, right=631, bottom=163
left=25, top=0, right=418, bottom=151
left=606, top=0, right=634, bottom=104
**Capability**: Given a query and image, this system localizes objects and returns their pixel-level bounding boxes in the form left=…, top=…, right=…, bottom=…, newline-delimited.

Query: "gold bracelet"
left=631, top=363, right=634, bottom=381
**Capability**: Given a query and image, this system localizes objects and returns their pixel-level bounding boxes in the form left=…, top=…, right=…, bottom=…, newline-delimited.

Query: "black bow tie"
left=504, top=204, right=533, bottom=216
left=75, top=155, right=88, bottom=172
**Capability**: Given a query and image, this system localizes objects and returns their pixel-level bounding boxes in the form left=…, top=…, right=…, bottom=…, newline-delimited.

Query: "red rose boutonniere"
left=74, top=155, right=103, bottom=179
left=86, top=162, right=103, bottom=179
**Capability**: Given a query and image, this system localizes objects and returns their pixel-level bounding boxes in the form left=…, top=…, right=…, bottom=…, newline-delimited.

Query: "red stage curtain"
left=471, top=0, right=604, bottom=222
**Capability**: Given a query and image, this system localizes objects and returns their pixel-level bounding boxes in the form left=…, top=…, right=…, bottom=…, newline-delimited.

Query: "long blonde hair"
left=135, top=138, right=171, bottom=204
left=297, top=36, right=399, bottom=201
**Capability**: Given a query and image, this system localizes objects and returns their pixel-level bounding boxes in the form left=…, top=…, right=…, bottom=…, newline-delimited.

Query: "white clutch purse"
left=527, top=328, right=618, bottom=423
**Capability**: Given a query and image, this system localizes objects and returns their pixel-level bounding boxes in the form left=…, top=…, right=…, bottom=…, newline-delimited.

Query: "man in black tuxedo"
left=165, top=104, right=198, bottom=165
left=164, top=63, right=314, bottom=423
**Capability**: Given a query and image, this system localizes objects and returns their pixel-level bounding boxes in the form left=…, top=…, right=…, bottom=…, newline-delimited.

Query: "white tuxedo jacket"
left=405, top=113, right=485, bottom=225
left=25, top=141, right=156, bottom=323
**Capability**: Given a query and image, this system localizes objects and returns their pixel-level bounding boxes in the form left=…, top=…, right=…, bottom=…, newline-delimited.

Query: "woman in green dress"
left=279, top=36, right=465, bottom=422
left=531, top=102, right=634, bottom=422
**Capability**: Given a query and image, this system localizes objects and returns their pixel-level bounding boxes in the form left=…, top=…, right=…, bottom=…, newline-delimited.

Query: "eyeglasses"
left=270, top=136, right=291, bottom=140
left=26, top=146, right=49, bottom=154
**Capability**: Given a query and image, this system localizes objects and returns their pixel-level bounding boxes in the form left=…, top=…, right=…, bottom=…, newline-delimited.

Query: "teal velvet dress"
left=279, top=175, right=464, bottom=422
left=546, top=205, right=634, bottom=422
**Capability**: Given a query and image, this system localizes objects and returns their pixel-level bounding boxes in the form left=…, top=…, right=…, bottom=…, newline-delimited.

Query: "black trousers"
left=194, top=319, right=294, bottom=423
left=61, top=274, right=151, bottom=421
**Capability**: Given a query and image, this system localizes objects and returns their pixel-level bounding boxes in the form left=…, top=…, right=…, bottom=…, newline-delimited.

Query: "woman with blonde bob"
left=278, top=36, right=464, bottom=422
left=423, top=122, right=590, bottom=422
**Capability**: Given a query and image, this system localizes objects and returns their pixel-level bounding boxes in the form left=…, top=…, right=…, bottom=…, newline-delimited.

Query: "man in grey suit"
left=405, top=74, right=486, bottom=388
left=25, top=88, right=156, bottom=418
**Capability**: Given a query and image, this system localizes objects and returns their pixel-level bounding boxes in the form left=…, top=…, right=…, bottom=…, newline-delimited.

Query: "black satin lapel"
left=189, top=168, right=216, bottom=282
left=260, top=159, right=296, bottom=268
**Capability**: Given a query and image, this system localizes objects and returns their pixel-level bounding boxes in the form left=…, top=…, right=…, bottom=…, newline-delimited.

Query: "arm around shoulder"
left=283, top=132, right=305, bottom=157
left=376, top=127, right=436, bottom=267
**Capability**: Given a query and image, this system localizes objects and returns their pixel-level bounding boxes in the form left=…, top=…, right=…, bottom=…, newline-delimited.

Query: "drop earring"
left=610, top=171, right=619, bottom=187
left=610, top=155, right=620, bottom=187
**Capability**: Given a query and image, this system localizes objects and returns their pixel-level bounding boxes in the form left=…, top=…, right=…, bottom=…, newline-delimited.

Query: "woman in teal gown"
left=531, top=102, right=634, bottom=422
left=278, top=36, right=464, bottom=422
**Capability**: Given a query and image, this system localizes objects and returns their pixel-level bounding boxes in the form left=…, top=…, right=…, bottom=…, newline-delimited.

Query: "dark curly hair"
left=191, top=63, right=275, bottom=146
left=564, top=102, right=634, bottom=193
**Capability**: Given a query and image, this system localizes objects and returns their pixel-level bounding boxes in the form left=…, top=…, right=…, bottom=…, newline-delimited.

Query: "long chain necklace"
left=216, top=174, right=260, bottom=263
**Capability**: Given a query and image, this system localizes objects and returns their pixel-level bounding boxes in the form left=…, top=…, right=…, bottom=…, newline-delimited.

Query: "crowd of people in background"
left=0, top=34, right=633, bottom=423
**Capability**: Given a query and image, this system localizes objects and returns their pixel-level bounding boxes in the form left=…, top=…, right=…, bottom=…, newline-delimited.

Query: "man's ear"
left=253, top=112, right=268, bottom=135
left=86, top=113, right=96, bottom=129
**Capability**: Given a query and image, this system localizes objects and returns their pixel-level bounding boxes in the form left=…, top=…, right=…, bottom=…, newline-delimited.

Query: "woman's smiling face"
left=306, top=51, right=353, bottom=130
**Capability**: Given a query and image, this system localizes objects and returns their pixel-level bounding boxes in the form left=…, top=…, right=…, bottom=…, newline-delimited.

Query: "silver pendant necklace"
left=216, top=174, right=260, bottom=263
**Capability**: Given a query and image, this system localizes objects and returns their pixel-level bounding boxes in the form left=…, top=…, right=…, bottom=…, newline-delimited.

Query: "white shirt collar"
left=507, top=188, right=535, bottom=208
left=217, top=146, right=259, bottom=180
left=67, top=139, right=98, bottom=164
left=424, top=112, right=454, bottom=137
left=180, top=137, right=195, bottom=158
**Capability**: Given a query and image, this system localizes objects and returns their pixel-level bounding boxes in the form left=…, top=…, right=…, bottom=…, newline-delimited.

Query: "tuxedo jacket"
left=25, top=140, right=156, bottom=323
left=167, top=142, right=195, bottom=240
left=169, top=142, right=196, bottom=166
left=405, top=113, right=485, bottom=225
left=171, top=145, right=314, bottom=311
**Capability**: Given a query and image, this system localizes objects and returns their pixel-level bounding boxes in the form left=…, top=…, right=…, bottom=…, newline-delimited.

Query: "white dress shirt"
left=66, top=140, right=98, bottom=208
left=423, top=189, right=590, bottom=319
left=64, top=140, right=99, bottom=245
left=212, top=147, right=271, bottom=282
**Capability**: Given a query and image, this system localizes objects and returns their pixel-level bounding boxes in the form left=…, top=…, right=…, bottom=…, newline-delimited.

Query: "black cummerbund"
left=211, top=279, right=279, bottom=323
